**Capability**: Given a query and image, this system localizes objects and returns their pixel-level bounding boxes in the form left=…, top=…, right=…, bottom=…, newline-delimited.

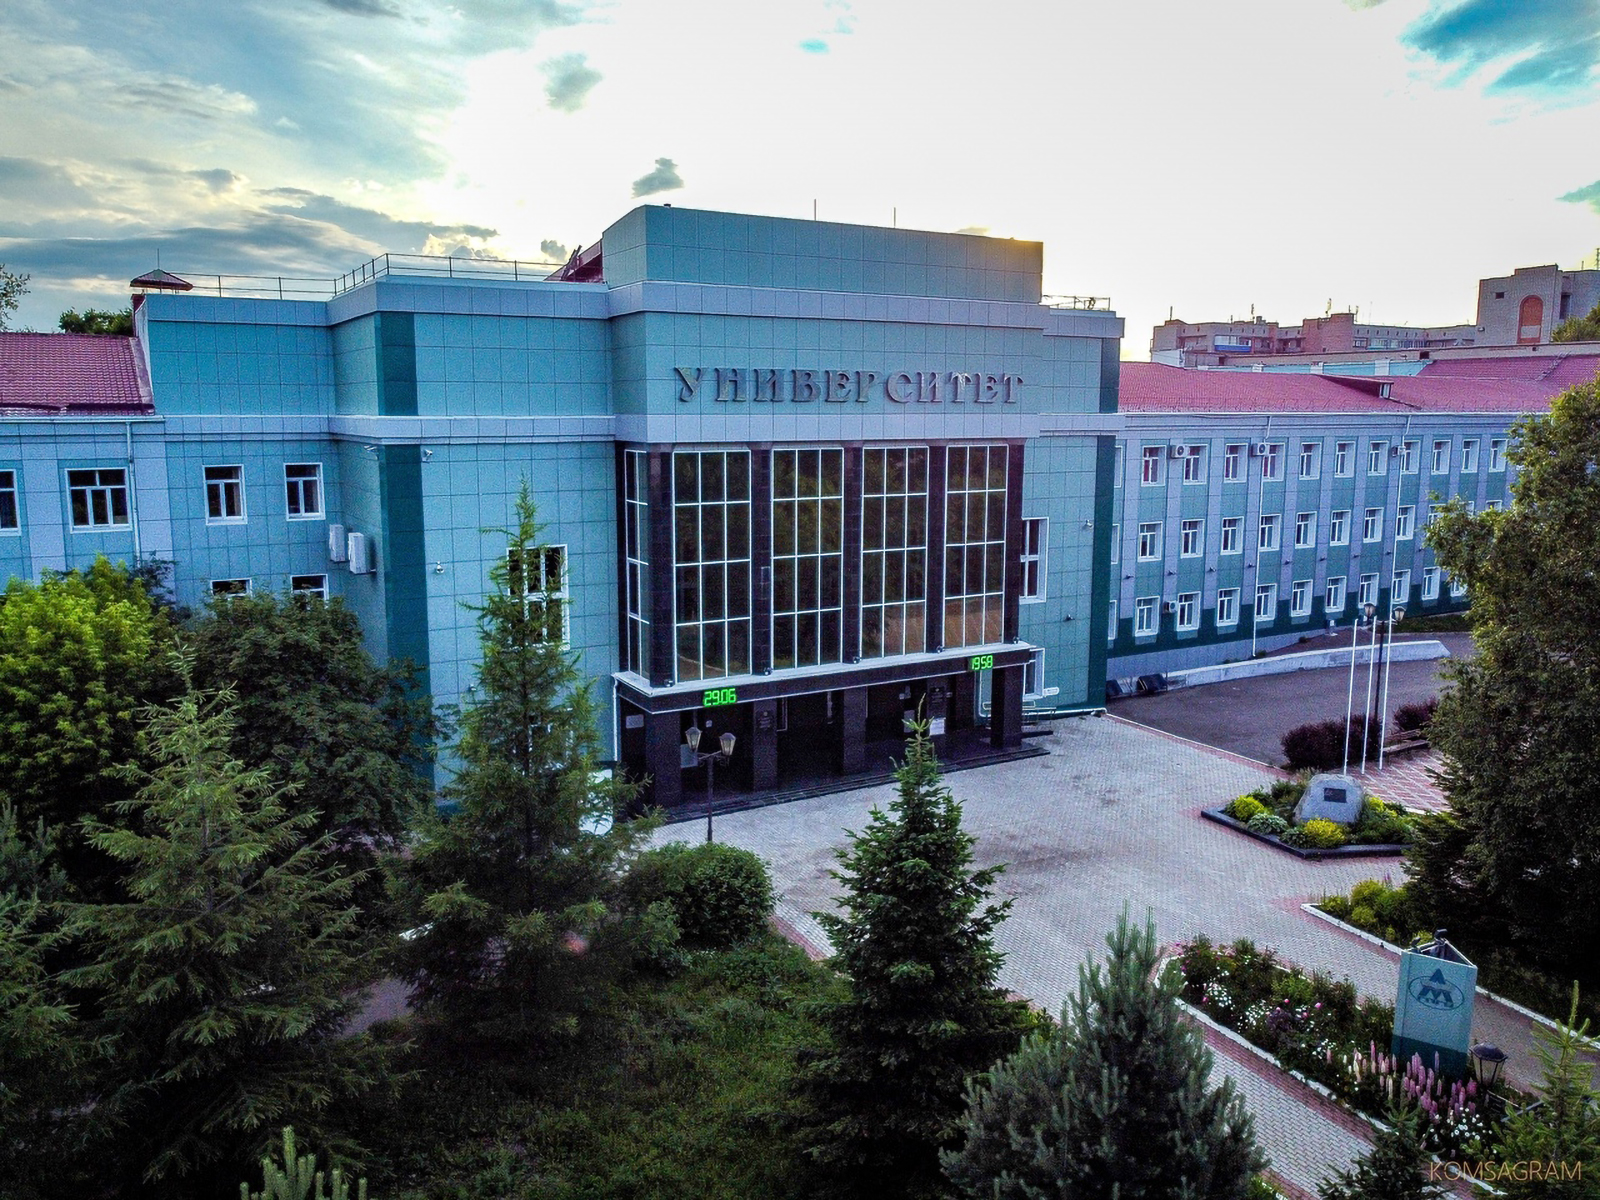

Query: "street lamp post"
left=685, top=725, right=736, bottom=844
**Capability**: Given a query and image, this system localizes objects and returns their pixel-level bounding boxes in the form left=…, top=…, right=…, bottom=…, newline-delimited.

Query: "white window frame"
left=1368, top=440, right=1388, bottom=475
left=1254, top=583, right=1277, bottom=621
left=1020, top=516, right=1048, bottom=603
left=1294, top=511, right=1316, bottom=549
left=1326, top=575, right=1346, bottom=613
left=1363, top=507, right=1383, bottom=543
left=285, top=462, right=324, bottom=520
left=290, top=573, right=328, bottom=599
left=1489, top=438, right=1506, bottom=471
left=1216, top=587, right=1239, bottom=627
left=1422, top=566, right=1440, bottom=600
left=1258, top=513, right=1280, bottom=552
left=1334, top=441, right=1353, bottom=477
left=68, top=467, right=131, bottom=531
left=1134, top=595, right=1157, bottom=637
left=1262, top=443, right=1284, bottom=481
left=1223, top=443, right=1245, bottom=483
left=1141, top=445, right=1164, bottom=486
left=1137, top=521, right=1162, bottom=561
left=1432, top=439, right=1449, bottom=474
left=1176, top=591, right=1200, bottom=631
left=1290, top=579, right=1312, bottom=617
left=1179, top=518, right=1204, bottom=558
left=1395, top=505, right=1414, bottom=540
left=204, top=464, right=246, bottom=525
left=1219, top=516, right=1242, bottom=555
left=1460, top=438, right=1479, bottom=473
left=1181, top=446, right=1206, bottom=483
left=1298, top=442, right=1320, bottom=480
left=1329, top=509, right=1349, bottom=546
left=1359, top=572, right=1379, bottom=608
left=1399, top=440, right=1419, bottom=473
left=0, top=468, right=17, bottom=533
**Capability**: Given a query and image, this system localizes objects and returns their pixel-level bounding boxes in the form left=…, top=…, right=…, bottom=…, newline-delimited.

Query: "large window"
left=623, top=450, right=651, bottom=675
left=772, top=448, right=843, bottom=670
left=1220, top=516, right=1242, bottom=555
left=285, top=463, right=323, bottom=519
left=68, top=468, right=129, bottom=530
left=1134, top=596, right=1157, bottom=636
left=1020, top=516, right=1047, bottom=601
left=205, top=465, right=245, bottom=524
left=509, top=543, right=568, bottom=644
left=1137, top=521, right=1162, bottom=561
left=1216, top=587, right=1239, bottom=626
left=944, top=445, right=1007, bottom=649
left=674, top=450, right=751, bottom=681
left=0, top=469, right=16, bottom=531
left=862, top=446, right=928, bottom=659
left=1180, top=518, right=1204, bottom=557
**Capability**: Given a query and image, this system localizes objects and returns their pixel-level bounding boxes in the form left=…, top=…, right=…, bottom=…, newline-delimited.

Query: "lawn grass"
left=357, top=933, right=840, bottom=1200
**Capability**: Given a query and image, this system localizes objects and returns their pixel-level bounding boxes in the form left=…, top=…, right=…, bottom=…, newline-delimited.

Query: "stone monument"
left=1293, top=772, right=1365, bottom=826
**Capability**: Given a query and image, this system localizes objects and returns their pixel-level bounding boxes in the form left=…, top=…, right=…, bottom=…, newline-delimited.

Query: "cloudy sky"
left=1, top=0, right=1596, bottom=355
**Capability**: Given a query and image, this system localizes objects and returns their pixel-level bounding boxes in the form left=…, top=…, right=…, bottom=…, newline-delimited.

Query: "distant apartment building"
left=1475, top=264, right=1600, bottom=346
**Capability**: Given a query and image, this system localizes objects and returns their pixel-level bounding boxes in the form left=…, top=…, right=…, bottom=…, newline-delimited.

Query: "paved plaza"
left=662, top=711, right=1559, bottom=1195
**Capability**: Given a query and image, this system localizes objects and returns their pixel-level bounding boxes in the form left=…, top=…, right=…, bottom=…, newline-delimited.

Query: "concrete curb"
left=1299, top=904, right=1600, bottom=1053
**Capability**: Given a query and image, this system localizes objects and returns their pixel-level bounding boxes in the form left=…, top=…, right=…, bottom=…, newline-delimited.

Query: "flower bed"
left=1205, top=780, right=1416, bottom=859
left=1175, top=936, right=1489, bottom=1156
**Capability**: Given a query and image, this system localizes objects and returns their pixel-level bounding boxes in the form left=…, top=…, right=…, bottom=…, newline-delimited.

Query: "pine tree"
left=64, top=661, right=385, bottom=1186
left=395, top=484, right=651, bottom=1045
left=1318, top=1104, right=1446, bottom=1200
left=1491, top=986, right=1600, bottom=1200
left=944, top=911, right=1264, bottom=1200
left=798, top=723, right=1033, bottom=1199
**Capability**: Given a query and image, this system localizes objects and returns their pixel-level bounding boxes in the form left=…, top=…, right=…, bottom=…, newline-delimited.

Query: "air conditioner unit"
left=1162, top=601, right=1178, bottom=614
left=1249, top=441, right=1269, bottom=456
left=347, top=531, right=372, bottom=575
left=328, top=523, right=348, bottom=563
left=1168, top=444, right=1191, bottom=459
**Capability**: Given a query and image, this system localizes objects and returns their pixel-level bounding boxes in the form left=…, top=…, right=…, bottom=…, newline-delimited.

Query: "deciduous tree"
left=944, top=911, right=1263, bottom=1200
left=798, top=724, right=1032, bottom=1199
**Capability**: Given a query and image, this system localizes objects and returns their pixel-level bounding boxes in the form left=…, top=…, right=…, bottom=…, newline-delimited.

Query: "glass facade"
left=673, top=449, right=751, bottom=681
left=861, top=446, right=928, bottom=659
left=771, top=447, right=844, bottom=670
left=943, top=444, right=1007, bottom=649
left=623, top=449, right=651, bottom=676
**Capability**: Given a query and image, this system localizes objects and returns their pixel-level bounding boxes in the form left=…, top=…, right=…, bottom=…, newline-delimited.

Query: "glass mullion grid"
left=860, top=446, right=928, bottom=659
left=623, top=450, right=650, bottom=676
left=672, top=450, right=751, bottom=682
left=942, top=444, right=1007, bottom=649
left=770, top=447, right=844, bottom=670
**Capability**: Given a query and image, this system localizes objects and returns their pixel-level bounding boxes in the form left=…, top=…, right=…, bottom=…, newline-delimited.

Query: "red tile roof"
left=0, top=333, right=153, bottom=415
left=1119, top=357, right=1600, bottom=415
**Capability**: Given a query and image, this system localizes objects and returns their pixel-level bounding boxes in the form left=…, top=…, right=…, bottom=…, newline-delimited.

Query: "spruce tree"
left=1317, top=1103, right=1446, bottom=1200
left=395, top=484, right=651, bottom=1045
left=944, top=911, right=1264, bottom=1200
left=64, top=662, right=385, bottom=1186
left=798, top=722, right=1032, bottom=1199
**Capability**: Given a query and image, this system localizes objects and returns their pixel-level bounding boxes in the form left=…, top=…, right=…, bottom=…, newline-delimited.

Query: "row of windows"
left=1126, top=436, right=1506, bottom=486
left=1118, top=500, right=1500, bottom=562
left=1117, top=566, right=1465, bottom=637
left=0, top=463, right=327, bottom=533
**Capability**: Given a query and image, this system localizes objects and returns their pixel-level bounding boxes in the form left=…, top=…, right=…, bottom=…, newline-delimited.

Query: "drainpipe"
left=124, top=420, right=143, bottom=563
left=1249, top=415, right=1273, bottom=659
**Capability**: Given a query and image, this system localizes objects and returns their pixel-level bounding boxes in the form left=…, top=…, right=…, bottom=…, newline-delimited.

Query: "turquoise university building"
left=0, top=206, right=1124, bottom=808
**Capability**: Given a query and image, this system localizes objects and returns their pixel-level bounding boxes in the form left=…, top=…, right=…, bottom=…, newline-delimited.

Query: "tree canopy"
left=1413, top=374, right=1600, bottom=971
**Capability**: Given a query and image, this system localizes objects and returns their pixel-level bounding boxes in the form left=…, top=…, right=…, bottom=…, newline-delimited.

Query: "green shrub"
left=1227, top=795, right=1266, bottom=822
left=1246, top=813, right=1287, bottom=836
left=624, top=842, right=775, bottom=950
